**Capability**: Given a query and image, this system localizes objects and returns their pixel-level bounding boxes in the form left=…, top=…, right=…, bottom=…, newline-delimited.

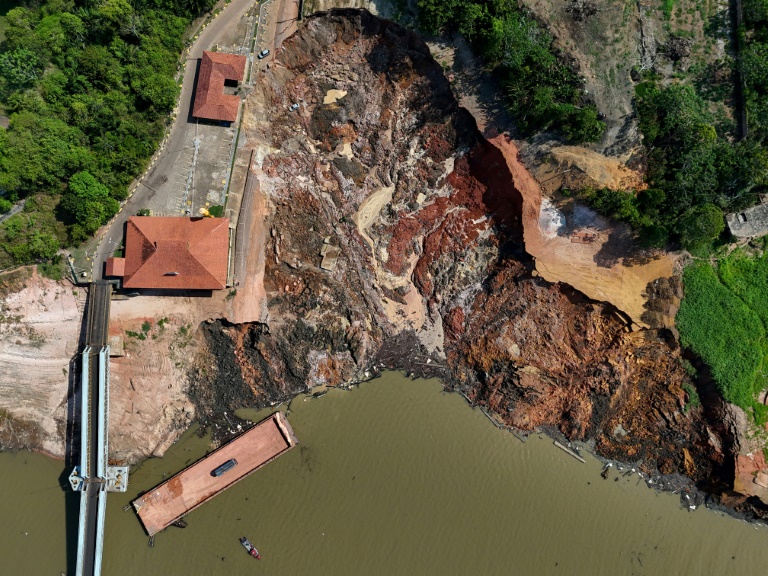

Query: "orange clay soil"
left=489, top=135, right=675, bottom=328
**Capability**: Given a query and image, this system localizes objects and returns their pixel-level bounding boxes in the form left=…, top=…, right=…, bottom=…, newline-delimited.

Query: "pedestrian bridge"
left=68, top=282, right=128, bottom=576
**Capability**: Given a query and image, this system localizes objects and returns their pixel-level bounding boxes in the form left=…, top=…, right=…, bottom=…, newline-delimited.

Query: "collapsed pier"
left=132, top=412, right=298, bottom=536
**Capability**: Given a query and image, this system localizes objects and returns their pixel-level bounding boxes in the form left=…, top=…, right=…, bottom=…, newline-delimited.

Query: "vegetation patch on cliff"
left=417, top=0, right=605, bottom=142
left=742, top=0, right=768, bottom=142
left=579, top=80, right=766, bottom=251
left=677, top=252, right=768, bottom=421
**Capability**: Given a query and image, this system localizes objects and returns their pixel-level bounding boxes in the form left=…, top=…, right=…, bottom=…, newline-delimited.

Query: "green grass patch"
left=677, top=257, right=768, bottom=414
left=718, top=249, right=768, bottom=327
left=37, top=257, right=65, bottom=281
left=682, top=382, right=701, bottom=413
left=661, top=0, right=676, bottom=19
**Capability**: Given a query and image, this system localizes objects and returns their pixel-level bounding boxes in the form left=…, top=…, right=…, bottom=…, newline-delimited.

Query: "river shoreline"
left=8, top=374, right=768, bottom=575
left=188, top=327, right=768, bottom=529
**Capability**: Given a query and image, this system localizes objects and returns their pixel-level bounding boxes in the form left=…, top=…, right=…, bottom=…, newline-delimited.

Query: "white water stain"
left=539, top=198, right=566, bottom=239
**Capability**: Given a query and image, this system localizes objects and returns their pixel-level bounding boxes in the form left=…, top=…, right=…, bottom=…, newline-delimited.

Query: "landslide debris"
left=190, top=9, right=746, bottom=513
left=447, top=261, right=728, bottom=489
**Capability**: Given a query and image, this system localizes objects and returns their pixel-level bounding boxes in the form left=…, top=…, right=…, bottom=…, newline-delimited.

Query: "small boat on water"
left=239, top=537, right=261, bottom=559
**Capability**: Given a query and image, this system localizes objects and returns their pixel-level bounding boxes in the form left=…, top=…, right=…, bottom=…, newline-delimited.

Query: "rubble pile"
left=192, top=9, right=757, bottom=514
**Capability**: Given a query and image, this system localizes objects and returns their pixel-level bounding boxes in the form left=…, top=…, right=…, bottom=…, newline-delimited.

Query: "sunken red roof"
left=119, top=217, right=230, bottom=290
left=192, top=51, right=247, bottom=122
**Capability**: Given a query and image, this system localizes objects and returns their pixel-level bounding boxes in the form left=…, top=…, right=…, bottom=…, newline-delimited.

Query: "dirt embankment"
left=0, top=268, right=80, bottom=456
left=0, top=268, right=230, bottom=464
left=105, top=295, right=224, bottom=463
left=490, top=135, right=678, bottom=328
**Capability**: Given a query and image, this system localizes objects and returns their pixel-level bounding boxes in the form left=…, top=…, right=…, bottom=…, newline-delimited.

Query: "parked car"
left=290, top=103, right=300, bottom=111
left=211, top=459, right=238, bottom=477
left=257, top=49, right=270, bottom=59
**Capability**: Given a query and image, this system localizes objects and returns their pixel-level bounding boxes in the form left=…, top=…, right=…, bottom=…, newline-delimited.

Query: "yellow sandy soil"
left=490, top=135, right=675, bottom=327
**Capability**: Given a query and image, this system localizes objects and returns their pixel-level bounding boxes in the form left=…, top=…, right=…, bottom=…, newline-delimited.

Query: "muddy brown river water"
left=2, top=372, right=768, bottom=575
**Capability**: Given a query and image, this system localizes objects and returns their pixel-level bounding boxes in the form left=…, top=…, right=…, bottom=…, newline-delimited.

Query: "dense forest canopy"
left=579, top=1, right=768, bottom=252
left=0, top=0, right=215, bottom=267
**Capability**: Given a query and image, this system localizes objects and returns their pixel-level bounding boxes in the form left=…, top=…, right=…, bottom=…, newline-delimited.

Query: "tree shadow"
left=592, top=225, right=635, bottom=268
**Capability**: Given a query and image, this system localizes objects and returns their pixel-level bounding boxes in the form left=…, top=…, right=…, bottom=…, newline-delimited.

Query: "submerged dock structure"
left=132, top=412, right=298, bottom=536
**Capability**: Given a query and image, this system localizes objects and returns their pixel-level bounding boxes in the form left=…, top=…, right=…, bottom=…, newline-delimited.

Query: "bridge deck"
left=77, top=282, right=111, bottom=576
left=133, top=413, right=298, bottom=536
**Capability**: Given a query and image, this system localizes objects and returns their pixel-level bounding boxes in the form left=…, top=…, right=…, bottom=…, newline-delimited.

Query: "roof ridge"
left=122, top=216, right=229, bottom=289
left=185, top=249, right=223, bottom=288
left=129, top=248, right=218, bottom=288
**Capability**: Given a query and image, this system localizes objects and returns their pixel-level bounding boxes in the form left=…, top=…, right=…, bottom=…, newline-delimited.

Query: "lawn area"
left=677, top=250, right=768, bottom=418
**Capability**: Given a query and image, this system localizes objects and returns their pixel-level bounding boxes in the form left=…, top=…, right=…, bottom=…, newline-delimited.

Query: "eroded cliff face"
left=190, top=9, right=751, bottom=513
left=197, top=9, right=517, bottom=407
left=448, top=262, right=728, bottom=484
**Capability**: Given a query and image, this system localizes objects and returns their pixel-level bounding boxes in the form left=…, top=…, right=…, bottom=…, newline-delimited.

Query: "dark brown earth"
left=189, top=10, right=766, bottom=519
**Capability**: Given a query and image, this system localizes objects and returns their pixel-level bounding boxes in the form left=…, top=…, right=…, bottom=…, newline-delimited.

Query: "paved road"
left=0, top=199, right=25, bottom=225
left=92, top=0, right=259, bottom=280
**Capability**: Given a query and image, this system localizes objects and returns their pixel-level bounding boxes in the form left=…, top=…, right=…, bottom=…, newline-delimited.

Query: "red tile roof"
left=192, top=51, right=247, bottom=122
left=117, top=217, right=230, bottom=290
left=106, top=257, right=125, bottom=277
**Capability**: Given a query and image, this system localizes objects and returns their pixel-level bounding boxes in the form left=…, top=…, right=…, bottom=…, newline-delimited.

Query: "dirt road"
left=231, top=157, right=267, bottom=323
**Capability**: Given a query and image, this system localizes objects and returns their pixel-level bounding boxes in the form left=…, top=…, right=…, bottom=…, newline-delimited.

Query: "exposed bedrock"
left=192, top=9, right=755, bottom=514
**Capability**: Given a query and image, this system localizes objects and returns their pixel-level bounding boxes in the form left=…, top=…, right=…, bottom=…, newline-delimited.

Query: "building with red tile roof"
left=192, top=51, right=247, bottom=122
left=106, top=216, right=230, bottom=290
left=105, top=256, right=125, bottom=278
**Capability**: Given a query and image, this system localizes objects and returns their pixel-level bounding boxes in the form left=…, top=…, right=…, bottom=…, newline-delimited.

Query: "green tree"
left=562, top=107, right=605, bottom=143
left=742, top=42, right=768, bottom=94
left=97, top=0, right=134, bottom=25
left=678, top=203, right=725, bottom=252
left=417, top=0, right=460, bottom=34
left=129, top=68, right=178, bottom=111
left=0, top=48, right=42, bottom=91
left=61, top=171, right=118, bottom=235
left=27, top=231, right=60, bottom=260
left=744, top=0, right=768, bottom=26
left=458, top=3, right=488, bottom=41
